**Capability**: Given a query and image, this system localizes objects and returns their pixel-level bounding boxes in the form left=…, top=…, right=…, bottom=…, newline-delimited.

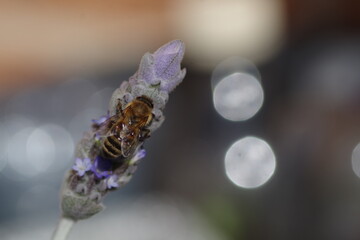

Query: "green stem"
left=52, top=217, right=75, bottom=240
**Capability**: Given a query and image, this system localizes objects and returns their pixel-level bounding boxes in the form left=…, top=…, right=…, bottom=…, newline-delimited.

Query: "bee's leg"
left=115, top=101, right=123, bottom=115
left=119, top=93, right=133, bottom=111
left=149, top=109, right=164, bottom=131
left=139, top=129, right=151, bottom=141
left=153, top=109, right=163, bottom=121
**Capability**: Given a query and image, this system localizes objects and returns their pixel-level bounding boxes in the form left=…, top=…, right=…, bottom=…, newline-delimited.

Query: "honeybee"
left=97, top=95, right=153, bottom=161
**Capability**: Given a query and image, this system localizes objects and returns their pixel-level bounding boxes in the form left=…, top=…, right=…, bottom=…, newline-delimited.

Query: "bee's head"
left=136, top=95, right=154, bottom=109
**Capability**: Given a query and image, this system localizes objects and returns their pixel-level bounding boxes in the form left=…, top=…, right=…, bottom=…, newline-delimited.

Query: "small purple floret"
left=72, top=158, right=92, bottom=177
left=94, top=133, right=101, bottom=141
left=92, top=113, right=110, bottom=126
left=106, top=175, right=119, bottom=189
left=132, top=149, right=146, bottom=163
left=91, top=156, right=112, bottom=178
left=129, top=149, right=146, bottom=165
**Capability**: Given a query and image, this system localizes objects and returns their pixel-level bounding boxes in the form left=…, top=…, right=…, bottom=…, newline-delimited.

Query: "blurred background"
left=1, top=0, right=360, bottom=239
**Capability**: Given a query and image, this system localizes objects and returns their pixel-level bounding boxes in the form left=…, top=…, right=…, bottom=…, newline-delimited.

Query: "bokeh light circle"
left=26, top=128, right=55, bottom=173
left=225, top=136, right=276, bottom=189
left=351, top=143, right=360, bottom=178
left=39, top=124, right=74, bottom=172
left=7, top=126, right=57, bottom=178
left=211, top=56, right=261, bottom=90
left=213, top=72, right=264, bottom=121
left=0, top=123, right=8, bottom=172
left=7, top=127, right=38, bottom=178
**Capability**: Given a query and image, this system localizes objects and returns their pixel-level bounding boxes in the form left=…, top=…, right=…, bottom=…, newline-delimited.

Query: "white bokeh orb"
left=225, top=136, right=276, bottom=189
left=213, top=72, right=264, bottom=121
left=26, top=128, right=55, bottom=173
left=7, top=126, right=56, bottom=178
left=351, top=143, right=360, bottom=178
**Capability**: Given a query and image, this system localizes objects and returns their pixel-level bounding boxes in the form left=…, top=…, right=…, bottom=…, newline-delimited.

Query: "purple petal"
left=74, top=158, right=82, bottom=166
left=72, top=158, right=92, bottom=176
left=106, top=175, right=119, bottom=189
left=83, top=158, right=92, bottom=171
left=91, top=156, right=113, bottom=179
left=92, top=114, right=109, bottom=126
left=135, top=149, right=146, bottom=160
left=92, top=168, right=112, bottom=179
left=77, top=170, right=86, bottom=177
left=72, top=165, right=80, bottom=172
left=94, top=133, right=101, bottom=141
left=129, top=149, right=146, bottom=165
left=94, top=156, right=112, bottom=171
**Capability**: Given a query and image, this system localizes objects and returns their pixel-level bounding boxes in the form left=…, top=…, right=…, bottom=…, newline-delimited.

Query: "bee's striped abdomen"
left=102, top=135, right=122, bottom=159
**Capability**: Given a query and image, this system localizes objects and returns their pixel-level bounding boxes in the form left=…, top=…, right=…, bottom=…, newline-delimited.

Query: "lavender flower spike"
left=55, top=40, right=186, bottom=240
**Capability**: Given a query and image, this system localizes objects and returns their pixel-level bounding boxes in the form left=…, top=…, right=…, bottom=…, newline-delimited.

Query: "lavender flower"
left=91, top=156, right=113, bottom=179
left=92, top=113, right=109, bottom=126
left=72, top=158, right=92, bottom=177
left=58, top=40, right=186, bottom=231
left=106, top=175, right=119, bottom=189
left=129, top=149, right=146, bottom=165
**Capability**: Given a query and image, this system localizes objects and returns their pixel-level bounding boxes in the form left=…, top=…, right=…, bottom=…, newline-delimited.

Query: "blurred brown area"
left=286, top=0, right=360, bottom=40
left=0, top=0, right=170, bottom=95
left=1, top=0, right=360, bottom=95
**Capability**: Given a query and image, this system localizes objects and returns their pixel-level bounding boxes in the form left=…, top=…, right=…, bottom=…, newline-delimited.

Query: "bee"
left=97, top=95, right=153, bottom=161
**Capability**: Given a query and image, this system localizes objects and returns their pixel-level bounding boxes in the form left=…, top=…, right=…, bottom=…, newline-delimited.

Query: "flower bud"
left=132, top=40, right=186, bottom=93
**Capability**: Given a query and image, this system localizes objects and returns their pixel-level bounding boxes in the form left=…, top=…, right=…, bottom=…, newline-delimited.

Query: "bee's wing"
left=121, top=141, right=137, bottom=158
left=120, top=129, right=139, bottom=157
left=94, top=115, right=121, bottom=138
